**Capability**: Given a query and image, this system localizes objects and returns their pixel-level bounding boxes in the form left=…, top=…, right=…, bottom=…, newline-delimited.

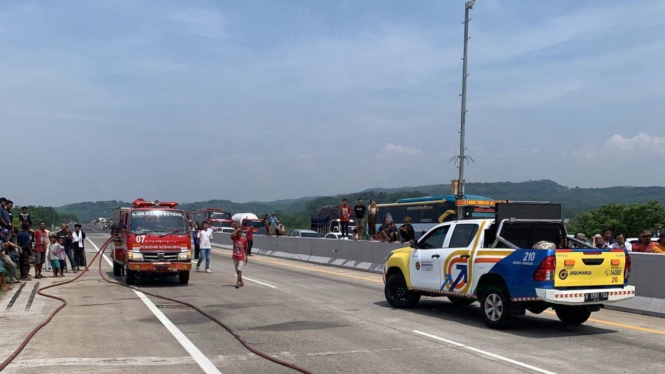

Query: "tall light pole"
left=455, top=0, right=474, bottom=218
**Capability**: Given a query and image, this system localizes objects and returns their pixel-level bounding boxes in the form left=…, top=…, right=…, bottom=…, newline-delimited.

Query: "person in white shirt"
left=610, top=232, right=632, bottom=252
left=196, top=221, right=213, bottom=273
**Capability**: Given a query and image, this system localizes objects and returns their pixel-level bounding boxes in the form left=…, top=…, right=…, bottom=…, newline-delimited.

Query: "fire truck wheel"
left=113, top=262, right=122, bottom=277
left=178, top=271, right=190, bottom=285
left=125, top=269, right=136, bottom=285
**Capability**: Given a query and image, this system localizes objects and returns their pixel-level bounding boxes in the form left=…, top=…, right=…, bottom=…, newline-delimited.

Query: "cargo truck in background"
left=111, top=198, right=192, bottom=285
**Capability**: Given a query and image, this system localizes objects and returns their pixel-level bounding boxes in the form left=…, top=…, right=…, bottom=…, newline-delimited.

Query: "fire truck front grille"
left=143, top=252, right=179, bottom=262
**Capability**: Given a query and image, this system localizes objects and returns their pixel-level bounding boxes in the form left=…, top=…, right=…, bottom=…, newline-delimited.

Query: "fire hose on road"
left=0, top=236, right=314, bottom=374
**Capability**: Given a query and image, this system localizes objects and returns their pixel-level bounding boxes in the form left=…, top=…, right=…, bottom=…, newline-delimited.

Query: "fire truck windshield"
left=209, top=212, right=231, bottom=220
left=210, top=221, right=232, bottom=228
left=130, top=210, right=188, bottom=235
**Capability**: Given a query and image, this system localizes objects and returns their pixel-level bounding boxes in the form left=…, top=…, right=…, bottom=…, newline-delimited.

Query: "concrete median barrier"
left=606, top=253, right=665, bottom=318
left=211, top=234, right=665, bottom=318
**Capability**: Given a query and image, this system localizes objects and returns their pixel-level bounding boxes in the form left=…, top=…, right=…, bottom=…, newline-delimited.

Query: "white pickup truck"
left=383, top=203, right=635, bottom=329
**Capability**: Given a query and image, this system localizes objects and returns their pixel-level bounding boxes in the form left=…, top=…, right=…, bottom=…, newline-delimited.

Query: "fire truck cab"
left=111, top=198, right=192, bottom=285
left=190, top=208, right=233, bottom=232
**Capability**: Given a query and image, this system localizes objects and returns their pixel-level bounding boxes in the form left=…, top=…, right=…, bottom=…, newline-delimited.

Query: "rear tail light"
left=624, top=253, right=631, bottom=280
left=533, top=255, right=556, bottom=281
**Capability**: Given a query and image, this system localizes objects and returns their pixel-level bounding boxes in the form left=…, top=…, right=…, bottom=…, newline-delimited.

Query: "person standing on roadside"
left=19, top=206, right=32, bottom=227
left=610, top=233, right=632, bottom=252
left=269, top=213, right=277, bottom=236
left=192, top=222, right=200, bottom=260
left=231, top=227, right=247, bottom=288
left=263, top=214, right=270, bottom=236
left=196, top=221, right=213, bottom=273
left=72, top=224, right=86, bottom=271
left=354, top=199, right=367, bottom=240
left=6, top=200, right=14, bottom=228
left=243, top=220, right=254, bottom=256
left=0, top=197, right=11, bottom=229
left=368, top=201, right=379, bottom=240
left=56, top=223, right=76, bottom=273
left=1, top=228, right=22, bottom=284
left=48, top=234, right=64, bottom=278
left=338, top=199, right=353, bottom=238
left=653, top=233, right=665, bottom=253
left=17, top=223, right=33, bottom=280
left=655, top=226, right=664, bottom=238
left=33, top=221, right=49, bottom=278
left=633, top=230, right=657, bottom=252
left=601, top=228, right=615, bottom=246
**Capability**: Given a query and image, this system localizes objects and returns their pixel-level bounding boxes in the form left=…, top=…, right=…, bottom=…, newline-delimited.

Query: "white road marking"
left=412, top=330, right=464, bottom=347
left=134, top=290, right=222, bottom=374
left=413, top=330, right=556, bottom=374
left=241, top=276, right=276, bottom=289
left=86, top=238, right=114, bottom=266
left=86, top=236, right=221, bottom=373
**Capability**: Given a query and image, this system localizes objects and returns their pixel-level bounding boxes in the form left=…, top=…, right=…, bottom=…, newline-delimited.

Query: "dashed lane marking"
left=211, top=248, right=382, bottom=284
left=413, top=330, right=557, bottom=374
left=212, top=248, right=665, bottom=336
left=241, top=276, right=276, bottom=289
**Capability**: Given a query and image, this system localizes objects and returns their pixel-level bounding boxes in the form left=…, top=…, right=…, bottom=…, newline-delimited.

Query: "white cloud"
left=381, top=143, right=423, bottom=156
left=571, top=133, right=665, bottom=162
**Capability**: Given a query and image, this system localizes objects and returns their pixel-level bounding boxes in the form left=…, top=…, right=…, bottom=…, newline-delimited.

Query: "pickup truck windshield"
left=130, top=210, right=188, bottom=235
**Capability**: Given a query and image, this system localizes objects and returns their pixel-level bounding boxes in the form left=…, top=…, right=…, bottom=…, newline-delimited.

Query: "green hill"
left=56, top=180, right=665, bottom=224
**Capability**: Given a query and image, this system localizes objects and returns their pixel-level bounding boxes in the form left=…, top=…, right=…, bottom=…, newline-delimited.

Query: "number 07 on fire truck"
left=111, top=198, right=192, bottom=285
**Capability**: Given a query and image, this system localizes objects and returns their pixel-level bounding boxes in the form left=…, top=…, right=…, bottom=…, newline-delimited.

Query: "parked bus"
left=375, top=194, right=495, bottom=239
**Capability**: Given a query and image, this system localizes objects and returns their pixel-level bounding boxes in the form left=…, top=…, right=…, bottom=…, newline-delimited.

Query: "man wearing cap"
left=652, top=233, right=665, bottom=254
left=633, top=230, right=657, bottom=253
left=72, top=224, right=86, bottom=271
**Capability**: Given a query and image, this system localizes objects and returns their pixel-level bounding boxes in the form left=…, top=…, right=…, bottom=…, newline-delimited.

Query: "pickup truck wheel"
left=480, top=287, right=514, bottom=329
left=448, top=296, right=475, bottom=306
left=113, top=262, right=122, bottom=276
left=385, top=274, right=420, bottom=309
left=125, top=269, right=136, bottom=285
left=555, top=306, right=591, bottom=325
left=178, top=271, right=190, bottom=285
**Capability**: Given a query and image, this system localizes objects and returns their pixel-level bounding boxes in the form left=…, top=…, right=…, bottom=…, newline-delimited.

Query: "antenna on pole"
left=451, top=0, right=475, bottom=218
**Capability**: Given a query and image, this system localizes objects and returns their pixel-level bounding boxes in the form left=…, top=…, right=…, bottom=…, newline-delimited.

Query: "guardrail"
left=210, top=235, right=665, bottom=318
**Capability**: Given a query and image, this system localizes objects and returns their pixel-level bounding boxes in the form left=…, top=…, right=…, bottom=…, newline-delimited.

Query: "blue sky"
left=1, top=0, right=664, bottom=206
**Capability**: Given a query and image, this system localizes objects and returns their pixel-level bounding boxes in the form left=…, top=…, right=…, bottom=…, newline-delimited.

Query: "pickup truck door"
left=439, top=222, right=482, bottom=294
left=410, top=224, right=453, bottom=291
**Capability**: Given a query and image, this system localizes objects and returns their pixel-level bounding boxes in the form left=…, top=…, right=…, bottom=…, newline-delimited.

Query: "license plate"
left=584, top=292, right=608, bottom=302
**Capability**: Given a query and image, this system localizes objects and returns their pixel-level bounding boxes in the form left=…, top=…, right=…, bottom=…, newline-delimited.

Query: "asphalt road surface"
left=2, top=228, right=665, bottom=374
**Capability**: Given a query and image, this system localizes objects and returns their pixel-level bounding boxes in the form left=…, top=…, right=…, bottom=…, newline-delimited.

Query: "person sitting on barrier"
left=398, top=216, right=416, bottom=244
left=379, top=221, right=399, bottom=243
left=377, top=217, right=391, bottom=242
left=653, top=233, right=665, bottom=254
left=633, top=230, right=656, bottom=253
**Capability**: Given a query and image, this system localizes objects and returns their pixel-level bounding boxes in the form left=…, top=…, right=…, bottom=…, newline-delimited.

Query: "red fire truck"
left=190, top=208, right=233, bottom=232
left=111, top=198, right=192, bottom=285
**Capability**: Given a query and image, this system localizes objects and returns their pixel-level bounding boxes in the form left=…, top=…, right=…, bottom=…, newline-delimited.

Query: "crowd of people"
left=0, top=197, right=87, bottom=292
left=262, top=213, right=285, bottom=236
left=575, top=227, right=665, bottom=253
left=340, top=198, right=415, bottom=244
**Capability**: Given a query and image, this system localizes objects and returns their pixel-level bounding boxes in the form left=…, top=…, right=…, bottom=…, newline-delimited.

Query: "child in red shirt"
left=231, top=228, right=248, bottom=288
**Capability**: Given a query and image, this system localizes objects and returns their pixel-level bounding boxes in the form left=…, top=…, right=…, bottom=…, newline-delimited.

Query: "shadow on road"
left=374, top=299, right=617, bottom=338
